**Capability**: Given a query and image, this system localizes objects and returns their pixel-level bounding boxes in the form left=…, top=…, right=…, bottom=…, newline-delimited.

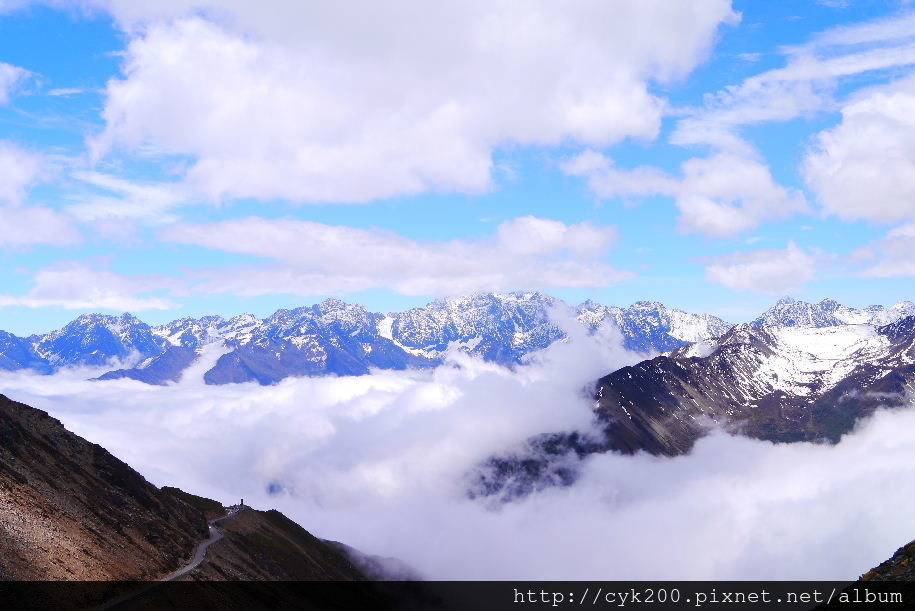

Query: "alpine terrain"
left=472, top=299, right=915, bottom=500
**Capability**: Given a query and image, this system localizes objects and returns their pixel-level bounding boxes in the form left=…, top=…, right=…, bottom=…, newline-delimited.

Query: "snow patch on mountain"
left=178, top=342, right=233, bottom=385
left=681, top=339, right=719, bottom=359
left=758, top=325, right=891, bottom=396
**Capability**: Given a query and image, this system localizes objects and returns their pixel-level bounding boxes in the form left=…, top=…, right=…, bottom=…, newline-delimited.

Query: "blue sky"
left=0, top=0, right=912, bottom=335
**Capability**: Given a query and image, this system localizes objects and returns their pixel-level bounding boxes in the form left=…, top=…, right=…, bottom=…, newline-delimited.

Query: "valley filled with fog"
left=2, top=324, right=912, bottom=581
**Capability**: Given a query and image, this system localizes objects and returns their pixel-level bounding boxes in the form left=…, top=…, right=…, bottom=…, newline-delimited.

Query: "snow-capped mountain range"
left=0, top=294, right=911, bottom=387
left=0, top=292, right=733, bottom=384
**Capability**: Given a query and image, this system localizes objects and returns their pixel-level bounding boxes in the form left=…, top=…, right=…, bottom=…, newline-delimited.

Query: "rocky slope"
left=0, top=393, right=400, bottom=610
left=0, top=395, right=382, bottom=581
left=0, top=393, right=207, bottom=580
left=96, top=346, right=199, bottom=385
left=860, top=539, right=915, bottom=581
left=187, top=507, right=370, bottom=581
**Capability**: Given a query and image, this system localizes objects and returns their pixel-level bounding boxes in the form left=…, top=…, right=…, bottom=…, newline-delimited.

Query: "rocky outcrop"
left=861, top=540, right=915, bottom=581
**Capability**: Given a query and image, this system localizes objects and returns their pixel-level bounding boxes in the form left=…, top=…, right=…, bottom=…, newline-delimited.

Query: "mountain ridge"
left=1, top=293, right=911, bottom=387
left=751, top=296, right=915, bottom=328
left=1, top=292, right=733, bottom=384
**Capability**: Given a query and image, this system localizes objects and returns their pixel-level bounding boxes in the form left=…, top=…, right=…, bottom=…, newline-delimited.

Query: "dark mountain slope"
left=187, top=507, right=370, bottom=581
left=0, top=393, right=206, bottom=580
left=0, top=394, right=410, bottom=611
left=0, top=394, right=380, bottom=589
left=589, top=316, right=915, bottom=453
left=95, top=346, right=198, bottom=385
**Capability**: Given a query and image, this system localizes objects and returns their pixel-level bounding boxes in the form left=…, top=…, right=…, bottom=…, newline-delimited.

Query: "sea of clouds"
left=1, top=321, right=912, bottom=581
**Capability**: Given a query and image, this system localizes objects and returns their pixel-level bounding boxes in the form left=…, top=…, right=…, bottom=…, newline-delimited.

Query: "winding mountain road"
left=159, top=506, right=241, bottom=581
left=94, top=506, right=244, bottom=611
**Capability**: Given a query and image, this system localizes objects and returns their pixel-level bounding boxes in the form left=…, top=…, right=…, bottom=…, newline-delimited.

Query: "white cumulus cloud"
left=671, top=12, right=915, bottom=152
left=563, top=151, right=807, bottom=237
left=0, top=61, right=28, bottom=105
left=0, top=142, right=82, bottom=248
left=0, top=141, right=42, bottom=205
left=855, top=223, right=915, bottom=278
left=66, top=171, right=188, bottom=223
left=0, top=260, right=176, bottom=310
left=86, top=0, right=737, bottom=203
left=0, top=205, right=81, bottom=249
left=803, top=74, right=915, bottom=224
left=704, top=242, right=817, bottom=294
left=161, top=215, right=633, bottom=297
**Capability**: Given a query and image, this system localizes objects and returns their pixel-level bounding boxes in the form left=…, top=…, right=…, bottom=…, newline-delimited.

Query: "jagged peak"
left=315, top=297, right=350, bottom=310
left=70, top=312, right=114, bottom=324
left=7, top=294, right=909, bottom=378
left=264, top=306, right=303, bottom=321
left=443, top=290, right=553, bottom=304
left=66, top=311, right=146, bottom=329
left=628, top=300, right=665, bottom=310
left=152, top=314, right=228, bottom=332
left=313, top=297, right=366, bottom=316
left=498, top=290, right=553, bottom=302
left=576, top=299, right=615, bottom=312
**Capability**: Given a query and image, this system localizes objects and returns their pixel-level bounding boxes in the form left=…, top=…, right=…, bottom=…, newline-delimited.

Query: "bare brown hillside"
left=186, top=508, right=369, bottom=581
left=0, top=393, right=207, bottom=581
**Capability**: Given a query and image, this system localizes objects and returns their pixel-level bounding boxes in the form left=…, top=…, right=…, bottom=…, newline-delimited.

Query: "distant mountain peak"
left=629, top=300, right=664, bottom=309
left=753, top=297, right=915, bottom=329
left=315, top=297, right=351, bottom=311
